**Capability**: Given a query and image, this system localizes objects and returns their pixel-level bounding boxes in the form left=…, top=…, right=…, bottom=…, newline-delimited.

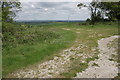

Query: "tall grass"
left=2, top=22, right=76, bottom=77
left=2, top=22, right=118, bottom=77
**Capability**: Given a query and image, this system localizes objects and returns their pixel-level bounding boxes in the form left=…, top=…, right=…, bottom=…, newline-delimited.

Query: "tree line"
left=77, top=0, right=120, bottom=24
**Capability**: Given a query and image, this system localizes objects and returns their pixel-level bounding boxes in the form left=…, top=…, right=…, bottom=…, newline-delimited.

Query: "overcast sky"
left=15, top=2, right=91, bottom=21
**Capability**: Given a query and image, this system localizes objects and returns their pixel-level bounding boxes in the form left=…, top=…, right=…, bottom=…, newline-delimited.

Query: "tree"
left=0, top=0, right=21, bottom=22
left=77, top=0, right=120, bottom=23
left=77, top=0, right=103, bottom=25
left=100, top=1, right=120, bottom=21
left=86, top=18, right=91, bottom=22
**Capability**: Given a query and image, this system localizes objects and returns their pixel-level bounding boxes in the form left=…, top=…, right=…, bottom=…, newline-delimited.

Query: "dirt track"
left=75, top=36, right=119, bottom=78
left=8, top=28, right=119, bottom=78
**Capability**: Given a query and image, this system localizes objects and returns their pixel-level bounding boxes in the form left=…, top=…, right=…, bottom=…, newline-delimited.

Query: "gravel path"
left=9, top=35, right=119, bottom=78
left=75, top=36, right=119, bottom=78
left=10, top=44, right=85, bottom=78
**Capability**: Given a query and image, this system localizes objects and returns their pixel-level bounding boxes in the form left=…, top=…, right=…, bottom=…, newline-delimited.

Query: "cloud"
left=19, top=0, right=92, bottom=2
left=16, top=2, right=90, bottom=20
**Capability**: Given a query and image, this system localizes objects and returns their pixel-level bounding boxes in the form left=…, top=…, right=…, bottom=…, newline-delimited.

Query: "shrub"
left=2, top=22, right=60, bottom=48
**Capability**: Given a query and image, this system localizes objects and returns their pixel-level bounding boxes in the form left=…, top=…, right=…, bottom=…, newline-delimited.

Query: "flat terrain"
left=3, top=22, right=119, bottom=78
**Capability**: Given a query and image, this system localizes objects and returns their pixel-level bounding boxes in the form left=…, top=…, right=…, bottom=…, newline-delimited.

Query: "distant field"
left=2, top=22, right=118, bottom=77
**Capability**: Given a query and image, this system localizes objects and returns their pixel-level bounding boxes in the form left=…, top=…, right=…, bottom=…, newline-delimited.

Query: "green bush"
left=2, top=22, right=60, bottom=48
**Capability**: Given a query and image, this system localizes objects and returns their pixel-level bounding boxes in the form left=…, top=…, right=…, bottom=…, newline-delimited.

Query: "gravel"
left=75, top=36, right=119, bottom=78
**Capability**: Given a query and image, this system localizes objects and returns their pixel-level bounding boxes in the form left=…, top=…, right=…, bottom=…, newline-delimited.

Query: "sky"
left=15, top=1, right=91, bottom=21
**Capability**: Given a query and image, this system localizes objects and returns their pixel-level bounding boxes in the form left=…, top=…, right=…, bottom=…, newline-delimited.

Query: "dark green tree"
left=100, top=1, right=120, bottom=21
left=0, top=0, right=21, bottom=22
left=78, top=0, right=120, bottom=23
left=77, top=0, right=103, bottom=24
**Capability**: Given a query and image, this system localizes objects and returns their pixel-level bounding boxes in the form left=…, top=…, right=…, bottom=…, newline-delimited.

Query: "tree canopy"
left=100, top=1, right=120, bottom=21
left=0, top=0, right=21, bottom=22
left=77, top=0, right=103, bottom=24
left=77, top=0, right=120, bottom=24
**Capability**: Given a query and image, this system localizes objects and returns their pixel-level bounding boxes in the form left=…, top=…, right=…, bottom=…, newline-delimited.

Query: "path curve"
left=8, top=35, right=119, bottom=78
left=75, top=36, right=119, bottom=78
left=9, top=43, right=83, bottom=78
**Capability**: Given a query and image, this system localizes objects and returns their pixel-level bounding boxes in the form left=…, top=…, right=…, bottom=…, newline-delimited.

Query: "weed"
left=92, top=63, right=99, bottom=67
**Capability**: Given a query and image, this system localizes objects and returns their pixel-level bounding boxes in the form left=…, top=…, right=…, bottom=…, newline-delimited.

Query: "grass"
left=113, top=73, right=120, bottom=80
left=85, top=58, right=95, bottom=63
left=107, top=38, right=119, bottom=62
left=2, top=21, right=119, bottom=77
left=2, top=23, right=76, bottom=77
left=60, top=62, right=88, bottom=77
left=92, top=63, right=99, bottom=67
left=57, top=22, right=118, bottom=78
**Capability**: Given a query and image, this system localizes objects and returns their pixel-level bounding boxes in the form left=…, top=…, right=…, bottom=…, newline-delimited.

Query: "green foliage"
left=85, top=58, right=95, bottom=63
left=78, top=0, right=120, bottom=24
left=2, top=22, right=76, bottom=77
left=2, top=22, right=60, bottom=48
left=2, top=21, right=118, bottom=77
left=100, top=1, right=120, bottom=21
left=92, top=63, right=99, bottom=67
left=1, top=1, right=21, bottom=22
left=78, top=0, right=104, bottom=25
left=86, top=18, right=91, bottom=22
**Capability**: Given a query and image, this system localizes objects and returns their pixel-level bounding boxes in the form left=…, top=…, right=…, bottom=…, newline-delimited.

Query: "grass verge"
left=2, top=24, right=76, bottom=77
